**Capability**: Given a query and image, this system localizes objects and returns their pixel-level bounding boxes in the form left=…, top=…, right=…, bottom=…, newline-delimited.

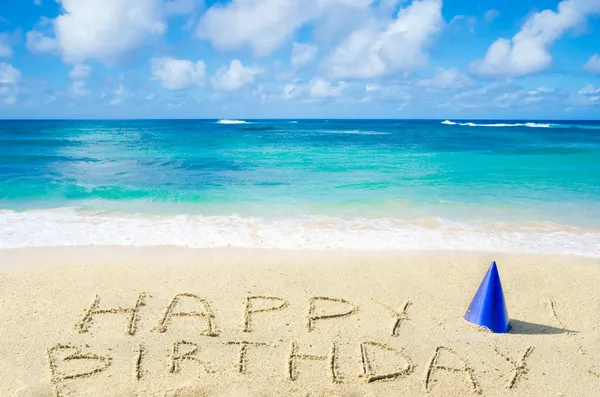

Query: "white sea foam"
left=1, top=209, right=598, bottom=256
left=442, top=121, right=551, bottom=128
left=217, top=119, right=248, bottom=124
left=320, top=130, right=391, bottom=135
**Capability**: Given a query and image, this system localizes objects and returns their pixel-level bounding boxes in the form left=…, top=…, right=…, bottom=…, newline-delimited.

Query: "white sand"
left=1, top=247, right=599, bottom=396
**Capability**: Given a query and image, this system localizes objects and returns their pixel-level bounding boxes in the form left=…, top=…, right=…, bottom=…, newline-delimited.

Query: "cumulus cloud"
left=0, top=63, right=20, bottom=84
left=583, top=54, right=600, bottom=74
left=309, top=78, right=348, bottom=98
left=26, top=30, right=60, bottom=53
left=578, top=84, right=600, bottom=95
left=211, top=60, right=261, bottom=91
left=417, top=68, right=471, bottom=89
left=26, top=0, right=167, bottom=64
left=151, top=57, right=206, bottom=90
left=197, top=0, right=310, bottom=56
left=291, top=42, right=318, bottom=68
left=471, top=0, right=600, bottom=77
left=0, top=84, right=19, bottom=105
left=109, top=84, right=126, bottom=105
left=324, top=0, right=444, bottom=78
left=69, top=64, right=91, bottom=79
left=68, top=80, right=88, bottom=98
left=197, top=0, right=374, bottom=57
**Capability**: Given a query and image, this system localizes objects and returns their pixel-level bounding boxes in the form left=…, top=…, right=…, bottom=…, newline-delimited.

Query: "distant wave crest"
left=442, top=120, right=551, bottom=128
left=320, top=130, right=391, bottom=135
left=217, top=119, right=248, bottom=124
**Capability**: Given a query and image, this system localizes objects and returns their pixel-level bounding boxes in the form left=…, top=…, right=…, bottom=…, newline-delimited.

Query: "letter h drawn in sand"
left=225, top=341, right=269, bottom=374
left=154, top=293, right=218, bottom=337
left=288, top=341, right=342, bottom=383
left=75, top=293, right=146, bottom=335
left=47, top=344, right=111, bottom=397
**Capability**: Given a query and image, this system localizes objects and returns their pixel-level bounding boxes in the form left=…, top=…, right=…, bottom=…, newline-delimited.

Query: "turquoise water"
left=1, top=119, right=599, bottom=254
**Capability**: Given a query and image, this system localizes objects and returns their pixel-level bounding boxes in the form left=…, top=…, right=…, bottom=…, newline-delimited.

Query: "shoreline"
left=2, top=208, right=600, bottom=256
left=1, top=247, right=599, bottom=396
left=2, top=245, right=600, bottom=267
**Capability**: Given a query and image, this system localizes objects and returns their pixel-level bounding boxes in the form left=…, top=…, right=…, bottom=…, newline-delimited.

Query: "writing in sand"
left=46, top=293, right=595, bottom=396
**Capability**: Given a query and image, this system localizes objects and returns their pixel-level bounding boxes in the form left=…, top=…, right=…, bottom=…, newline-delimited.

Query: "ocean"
left=1, top=119, right=599, bottom=255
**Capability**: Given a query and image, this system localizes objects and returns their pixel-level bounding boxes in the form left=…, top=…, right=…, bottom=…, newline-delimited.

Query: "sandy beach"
left=0, top=247, right=599, bottom=397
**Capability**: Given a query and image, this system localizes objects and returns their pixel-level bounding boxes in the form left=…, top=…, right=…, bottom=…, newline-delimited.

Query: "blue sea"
left=1, top=119, right=599, bottom=255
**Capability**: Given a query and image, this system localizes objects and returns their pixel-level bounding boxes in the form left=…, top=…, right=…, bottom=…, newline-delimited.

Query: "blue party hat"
left=464, top=261, right=510, bottom=333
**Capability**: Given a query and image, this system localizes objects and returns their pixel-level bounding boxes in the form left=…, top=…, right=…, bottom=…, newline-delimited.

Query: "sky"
left=0, top=0, right=600, bottom=119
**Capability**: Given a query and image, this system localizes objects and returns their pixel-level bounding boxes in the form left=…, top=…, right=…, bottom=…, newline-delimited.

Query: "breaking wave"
left=217, top=119, right=248, bottom=124
left=442, top=121, right=551, bottom=128
left=1, top=209, right=598, bottom=256
left=319, top=130, right=391, bottom=135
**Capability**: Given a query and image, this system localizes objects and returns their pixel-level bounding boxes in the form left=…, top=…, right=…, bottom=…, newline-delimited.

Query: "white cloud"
left=151, top=57, right=206, bottom=90
left=196, top=0, right=374, bottom=57
left=69, top=64, right=92, bottom=79
left=365, top=84, right=379, bottom=92
left=0, top=84, right=19, bottom=105
left=583, top=54, right=600, bottom=74
left=197, top=0, right=310, bottom=56
left=26, top=0, right=167, bottom=64
left=449, top=15, right=476, bottom=33
left=309, top=78, right=348, bottom=98
left=0, top=63, right=20, bottom=84
left=484, top=9, right=499, bottom=23
left=211, top=60, right=261, bottom=91
left=109, top=84, right=126, bottom=105
left=417, top=68, right=471, bottom=89
left=527, top=86, right=553, bottom=95
left=68, top=80, right=88, bottom=98
left=578, top=84, right=600, bottom=95
left=291, top=42, right=318, bottom=68
left=26, top=30, right=60, bottom=53
left=0, top=33, right=13, bottom=57
left=324, top=0, right=443, bottom=78
left=471, top=0, right=600, bottom=77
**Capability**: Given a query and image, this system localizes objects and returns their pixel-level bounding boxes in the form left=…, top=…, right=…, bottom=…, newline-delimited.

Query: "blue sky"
left=0, top=0, right=599, bottom=119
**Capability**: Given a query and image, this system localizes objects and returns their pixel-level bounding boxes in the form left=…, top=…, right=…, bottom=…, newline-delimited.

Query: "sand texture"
left=0, top=247, right=599, bottom=397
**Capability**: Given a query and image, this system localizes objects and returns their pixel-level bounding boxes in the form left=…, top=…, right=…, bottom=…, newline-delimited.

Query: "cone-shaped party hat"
left=464, top=261, right=510, bottom=333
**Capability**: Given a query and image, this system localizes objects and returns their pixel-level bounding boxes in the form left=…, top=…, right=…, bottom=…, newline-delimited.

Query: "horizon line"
left=1, top=118, right=600, bottom=122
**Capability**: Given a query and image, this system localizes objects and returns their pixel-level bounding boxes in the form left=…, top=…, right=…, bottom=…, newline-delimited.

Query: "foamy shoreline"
left=1, top=247, right=599, bottom=396
left=2, top=209, right=599, bottom=256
